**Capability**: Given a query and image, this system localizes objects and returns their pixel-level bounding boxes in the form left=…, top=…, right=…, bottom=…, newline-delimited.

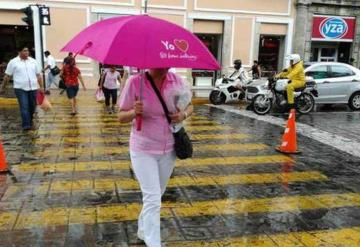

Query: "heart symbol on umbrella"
left=174, top=39, right=189, bottom=53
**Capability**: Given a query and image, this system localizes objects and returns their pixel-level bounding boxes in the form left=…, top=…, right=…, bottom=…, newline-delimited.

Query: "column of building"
left=294, top=0, right=311, bottom=60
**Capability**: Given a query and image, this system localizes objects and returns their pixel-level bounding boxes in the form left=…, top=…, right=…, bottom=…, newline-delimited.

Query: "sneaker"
left=111, top=106, right=116, bottom=113
left=45, top=90, right=51, bottom=95
left=106, top=106, right=112, bottom=114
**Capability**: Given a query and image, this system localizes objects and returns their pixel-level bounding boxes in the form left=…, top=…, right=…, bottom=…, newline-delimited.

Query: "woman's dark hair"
left=44, top=51, right=51, bottom=56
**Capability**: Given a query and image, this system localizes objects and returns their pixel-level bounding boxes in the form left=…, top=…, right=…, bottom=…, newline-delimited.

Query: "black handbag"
left=58, top=79, right=66, bottom=89
left=146, top=72, right=193, bottom=160
left=50, top=66, right=60, bottom=76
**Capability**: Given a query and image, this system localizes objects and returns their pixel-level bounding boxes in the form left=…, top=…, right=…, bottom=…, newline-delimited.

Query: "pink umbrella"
left=61, top=15, right=220, bottom=130
left=61, top=15, right=220, bottom=70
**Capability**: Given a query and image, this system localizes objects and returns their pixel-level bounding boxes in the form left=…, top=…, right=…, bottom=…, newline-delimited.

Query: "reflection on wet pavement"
left=0, top=91, right=360, bottom=246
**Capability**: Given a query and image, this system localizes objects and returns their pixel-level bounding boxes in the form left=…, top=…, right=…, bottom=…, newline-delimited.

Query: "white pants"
left=46, top=72, right=58, bottom=89
left=130, top=150, right=176, bottom=247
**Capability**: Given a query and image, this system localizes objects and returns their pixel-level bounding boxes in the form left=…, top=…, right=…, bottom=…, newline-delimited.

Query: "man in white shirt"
left=43, top=51, right=59, bottom=95
left=1, top=46, right=44, bottom=131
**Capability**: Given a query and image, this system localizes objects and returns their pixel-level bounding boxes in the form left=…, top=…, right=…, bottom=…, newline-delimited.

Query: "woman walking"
left=99, top=65, right=123, bottom=114
left=118, top=68, right=193, bottom=247
left=60, top=58, right=86, bottom=115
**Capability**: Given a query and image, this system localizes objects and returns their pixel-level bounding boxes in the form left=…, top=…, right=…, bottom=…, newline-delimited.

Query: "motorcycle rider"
left=231, top=59, right=251, bottom=90
left=275, top=54, right=305, bottom=109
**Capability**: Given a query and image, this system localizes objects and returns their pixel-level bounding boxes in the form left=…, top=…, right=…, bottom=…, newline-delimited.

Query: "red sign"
left=312, top=15, right=356, bottom=42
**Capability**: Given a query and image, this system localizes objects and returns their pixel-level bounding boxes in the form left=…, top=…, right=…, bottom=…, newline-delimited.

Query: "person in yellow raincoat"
left=275, top=54, right=305, bottom=109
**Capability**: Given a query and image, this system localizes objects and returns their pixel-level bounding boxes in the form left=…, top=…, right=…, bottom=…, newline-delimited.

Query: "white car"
left=246, top=62, right=360, bottom=111
left=304, top=62, right=360, bottom=110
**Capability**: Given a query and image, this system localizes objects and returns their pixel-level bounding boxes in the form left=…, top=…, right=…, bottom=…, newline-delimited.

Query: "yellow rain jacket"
left=276, top=61, right=305, bottom=104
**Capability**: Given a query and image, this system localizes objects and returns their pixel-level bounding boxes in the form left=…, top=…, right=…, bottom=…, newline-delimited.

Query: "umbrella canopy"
left=61, top=15, right=220, bottom=70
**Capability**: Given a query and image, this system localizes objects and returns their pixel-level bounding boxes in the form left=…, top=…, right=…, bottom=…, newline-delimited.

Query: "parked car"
left=246, top=62, right=360, bottom=111
left=304, top=62, right=360, bottom=110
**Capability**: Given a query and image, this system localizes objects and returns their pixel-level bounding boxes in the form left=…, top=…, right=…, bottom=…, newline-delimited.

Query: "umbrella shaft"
left=139, top=70, right=144, bottom=101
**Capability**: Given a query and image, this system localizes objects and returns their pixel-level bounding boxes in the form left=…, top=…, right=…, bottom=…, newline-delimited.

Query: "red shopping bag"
left=36, top=91, right=52, bottom=111
left=36, top=91, right=45, bottom=105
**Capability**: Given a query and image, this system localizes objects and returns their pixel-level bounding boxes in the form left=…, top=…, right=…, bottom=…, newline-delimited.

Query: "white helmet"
left=286, top=54, right=301, bottom=64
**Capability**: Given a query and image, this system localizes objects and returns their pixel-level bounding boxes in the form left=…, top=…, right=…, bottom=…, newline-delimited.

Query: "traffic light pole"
left=38, top=8, right=46, bottom=90
left=31, top=5, right=46, bottom=90
left=144, top=0, right=148, bottom=14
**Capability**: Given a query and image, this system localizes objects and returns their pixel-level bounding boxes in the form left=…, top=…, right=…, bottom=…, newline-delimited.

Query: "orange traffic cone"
left=276, top=109, right=301, bottom=154
left=0, top=140, right=9, bottom=173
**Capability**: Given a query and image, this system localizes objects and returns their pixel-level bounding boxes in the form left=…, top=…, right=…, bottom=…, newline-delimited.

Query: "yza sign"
left=312, top=15, right=356, bottom=42
left=320, top=18, right=348, bottom=39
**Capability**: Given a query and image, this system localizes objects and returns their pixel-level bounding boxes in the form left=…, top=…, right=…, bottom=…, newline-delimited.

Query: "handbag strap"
left=102, top=71, right=108, bottom=85
left=145, top=72, right=171, bottom=124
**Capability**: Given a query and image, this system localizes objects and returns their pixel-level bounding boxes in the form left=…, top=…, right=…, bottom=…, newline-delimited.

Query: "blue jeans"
left=14, top=89, right=37, bottom=129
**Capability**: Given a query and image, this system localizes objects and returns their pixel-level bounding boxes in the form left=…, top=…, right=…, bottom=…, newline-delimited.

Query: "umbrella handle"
left=136, top=114, right=142, bottom=131
left=74, top=42, right=93, bottom=58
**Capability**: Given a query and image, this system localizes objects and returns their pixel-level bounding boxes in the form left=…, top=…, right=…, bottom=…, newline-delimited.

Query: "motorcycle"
left=252, top=77, right=318, bottom=115
left=209, top=69, right=251, bottom=105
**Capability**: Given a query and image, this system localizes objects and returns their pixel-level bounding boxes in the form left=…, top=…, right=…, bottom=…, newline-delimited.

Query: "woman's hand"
left=170, top=110, right=186, bottom=124
left=82, top=85, right=87, bottom=91
left=134, top=98, right=143, bottom=115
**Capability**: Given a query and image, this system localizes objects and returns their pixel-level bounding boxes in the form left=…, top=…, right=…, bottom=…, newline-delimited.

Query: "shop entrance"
left=192, top=33, right=222, bottom=87
left=258, top=35, right=285, bottom=77
left=0, top=25, right=34, bottom=83
left=192, top=20, right=223, bottom=88
left=0, top=25, right=34, bottom=63
left=310, top=42, right=352, bottom=63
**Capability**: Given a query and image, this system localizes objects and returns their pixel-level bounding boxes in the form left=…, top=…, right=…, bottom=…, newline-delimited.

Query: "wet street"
left=0, top=91, right=360, bottom=246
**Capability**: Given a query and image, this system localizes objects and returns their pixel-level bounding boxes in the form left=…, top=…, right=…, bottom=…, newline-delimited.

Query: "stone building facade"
left=294, top=0, right=360, bottom=67
left=0, top=0, right=297, bottom=89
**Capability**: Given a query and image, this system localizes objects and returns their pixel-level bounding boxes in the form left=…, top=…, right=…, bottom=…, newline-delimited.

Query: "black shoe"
left=59, top=90, right=65, bottom=95
left=23, top=126, right=36, bottom=131
left=45, top=90, right=51, bottom=95
left=245, top=105, right=253, bottom=111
